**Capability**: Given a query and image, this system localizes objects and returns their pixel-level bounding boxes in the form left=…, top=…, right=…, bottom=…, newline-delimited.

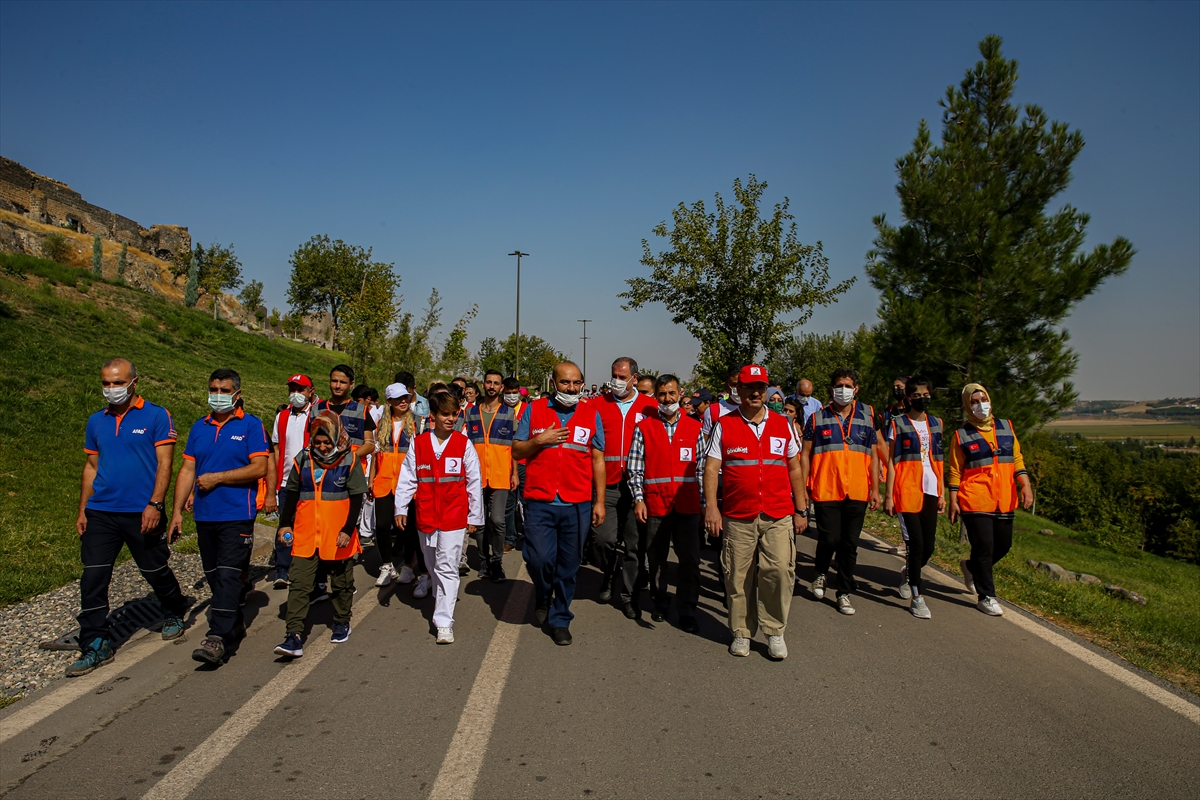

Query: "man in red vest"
left=590, top=357, right=659, bottom=618
left=629, top=374, right=703, bottom=633
left=702, top=364, right=808, bottom=660
left=513, top=362, right=607, bottom=646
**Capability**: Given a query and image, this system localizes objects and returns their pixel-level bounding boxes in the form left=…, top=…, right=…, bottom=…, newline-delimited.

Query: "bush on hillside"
left=41, top=233, right=73, bottom=264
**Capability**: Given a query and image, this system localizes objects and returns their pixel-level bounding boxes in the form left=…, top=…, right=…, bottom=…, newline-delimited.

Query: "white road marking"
left=0, top=631, right=167, bottom=745
left=141, top=592, right=381, bottom=800
left=428, top=564, right=532, bottom=800
left=863, top=532, right=1200, bottom=725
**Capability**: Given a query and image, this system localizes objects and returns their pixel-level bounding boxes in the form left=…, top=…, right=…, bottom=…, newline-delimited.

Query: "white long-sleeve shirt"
left=393, top=431, right=485, bottom=528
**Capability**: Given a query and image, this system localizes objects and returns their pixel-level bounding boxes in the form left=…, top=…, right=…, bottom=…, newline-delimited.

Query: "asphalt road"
left=2, top=531, right=1197, bottom=799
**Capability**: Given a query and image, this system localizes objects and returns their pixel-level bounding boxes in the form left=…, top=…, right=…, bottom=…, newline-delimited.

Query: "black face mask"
left=909, top=396, right=932, bottom=413
left=892, top=385, right=906, bottom=400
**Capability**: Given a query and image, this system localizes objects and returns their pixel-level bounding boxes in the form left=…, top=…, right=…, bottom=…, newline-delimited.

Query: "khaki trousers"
left=720, top=514, right=796, bottom=638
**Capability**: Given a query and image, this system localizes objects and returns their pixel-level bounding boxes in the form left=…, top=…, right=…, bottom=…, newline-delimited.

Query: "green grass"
left=1043, top=419, right=1200, bottom=441
left=0, top=253, right=339, bottom=605
left=864, top=509, right=1200, bottom=695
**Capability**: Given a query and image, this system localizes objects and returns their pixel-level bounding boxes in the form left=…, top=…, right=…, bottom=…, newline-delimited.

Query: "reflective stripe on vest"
left=465, top=404, right=516, bottom=489
left=807, top=401, right=875, bottom=503
left=889, top=414, right=944, bottom=513
left=955, top=420, right=1018, bottom=514
left=292, top=449, right=361, bottom=561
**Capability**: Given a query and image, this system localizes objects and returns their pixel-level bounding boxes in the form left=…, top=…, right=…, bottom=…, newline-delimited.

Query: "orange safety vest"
left=889, top=414, right=944, bottom=513
left=638, top=414, right=702, bottom=517
left=807, top=401, right=876, bottom=503
left=718, top=412, right=796, bottom=520
left=291, top=450, right=363, bottom=560
left=594, top=392, right=659, bottom=486
left=954, top=420, right=1018, bottom=514
left=523, top=398, right=596, bottom=504
left=464, top=402, right=517, bottom=490
left=411, top=430, right=471, bottom=533
left=373, top=416, right=420, bottom=497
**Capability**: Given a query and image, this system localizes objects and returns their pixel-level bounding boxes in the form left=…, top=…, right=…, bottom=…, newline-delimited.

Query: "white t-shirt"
left=910, top=418, right=939, bottom=496
left=272, top=407, right=313, bottom=484
left=704, top=408, right=800, bottom=460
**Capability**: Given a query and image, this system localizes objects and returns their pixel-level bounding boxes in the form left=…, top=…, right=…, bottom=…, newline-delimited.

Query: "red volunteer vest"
left=523, top=399, right=596, bottom=504
left=274, top=406, right=311, bottom=491
left=594, top=392, right=659, bottom=485
left=639, top=414, right=702, bottom=517
left=412, top=430, right=470, bottom=533
left=718, top=412, right=796, bottom=520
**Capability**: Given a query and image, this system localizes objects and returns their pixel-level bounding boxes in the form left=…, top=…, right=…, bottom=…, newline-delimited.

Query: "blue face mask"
left=208, top=393, right=237, bottom=413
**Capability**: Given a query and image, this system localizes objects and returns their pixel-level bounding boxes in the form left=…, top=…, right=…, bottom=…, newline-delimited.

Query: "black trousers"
left=963, top=513, right=1014, bottom=600
left=475, top=487, right=509, bottom=565
left=812, top=500, right=869, bottom=597
left=196, top=519, right=254, bottom=643
left=594, top=480, right=639, bottom=599
left=374, top=493, right=400, bottom=567
left=901, top=494, right=940, bottom=593
left=79, top=509, right=187, bottom=645
left=646, top=511, right=702, bottom=614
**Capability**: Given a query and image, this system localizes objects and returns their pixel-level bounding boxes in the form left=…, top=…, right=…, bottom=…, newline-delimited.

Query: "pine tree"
left=91, top=234, right=102, bottom=276
left=866, top=36, right=1134, bottom=431
left=184, top=256, right=200, bottom=307
left=117, top=243, right=127, bottom=282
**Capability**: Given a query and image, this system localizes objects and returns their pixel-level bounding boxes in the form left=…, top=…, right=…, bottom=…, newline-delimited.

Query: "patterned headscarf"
left=960, top=382, right=994, bottom=431
left=307, top=409, right=349, bottom=466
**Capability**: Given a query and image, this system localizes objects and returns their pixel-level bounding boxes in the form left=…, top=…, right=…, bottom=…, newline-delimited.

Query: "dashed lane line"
left=428, top=564, right=532, bottom=800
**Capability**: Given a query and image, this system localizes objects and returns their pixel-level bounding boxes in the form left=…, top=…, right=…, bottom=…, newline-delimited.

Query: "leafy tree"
left=286, top=234, right=390, bottom=342
left=91, top=234, right=102, bottom=276
left=267, top=307, right=281, bottom=328
left=238, top=280, right=265, bottom=325
left=477, top=336, right=504, bottom=377
left=384, top=288, right=443, bottom=387
left=117, top=243, right=128, bottom=282
left=183, top=256, right=200, bottom=307
left=339, top=262, right=401, bottom=384
left=41, top=233, right=71, bottom=264
left=620, top=175, right=854, bottom=385
left=865, top=36, right=1134, bottom=432
left=472, top=332, right=564, bottom=387
left=766, top=325, right=881, bottom=402
left=437, top=305, right=479, bottom=379
left=281, top=312, right=304, bottom=339
left=193, top=241, right=243, bottom=319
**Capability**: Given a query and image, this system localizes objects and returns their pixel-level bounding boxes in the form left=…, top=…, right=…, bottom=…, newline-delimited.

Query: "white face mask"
left=555, top=389, right=582, bottom=408
left=729, top=387, right=740, bottom=405
left=971, top=401, right=992, bottom=420
left=503, top=392, right=520, bottom=407
left=832, top=386, right=856, bottom=405
left=102, top=384, right=131, bottom=406
left=289, top=392, right=308, bottom=408
left=609, top=378, right=630, bottom=397
left=658, top=401, right=680, bottom=418
left=208, top=393, right=238, bottom=413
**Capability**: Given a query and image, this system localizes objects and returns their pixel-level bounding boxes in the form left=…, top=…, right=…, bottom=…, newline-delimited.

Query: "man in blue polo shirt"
left=69, top=358, right=190, bottom=678
left=170, top=368, right=269, bottom=666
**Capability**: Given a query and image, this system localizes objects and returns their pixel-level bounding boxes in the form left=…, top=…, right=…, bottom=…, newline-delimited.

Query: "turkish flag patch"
left=968, top=443, right=980, bottom=451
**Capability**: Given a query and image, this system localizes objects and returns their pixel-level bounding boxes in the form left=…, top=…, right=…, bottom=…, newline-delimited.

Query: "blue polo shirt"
left=183, top=408, right=270, bottom=522
left=84, top=396, right=177, bottom=513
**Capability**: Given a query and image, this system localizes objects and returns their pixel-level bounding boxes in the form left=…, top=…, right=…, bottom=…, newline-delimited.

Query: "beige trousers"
left=720, top=514, right=796, bottom=638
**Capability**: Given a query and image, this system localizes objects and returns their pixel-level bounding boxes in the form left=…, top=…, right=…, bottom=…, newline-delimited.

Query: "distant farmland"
left=1043, top=417, right=1200, bottom=441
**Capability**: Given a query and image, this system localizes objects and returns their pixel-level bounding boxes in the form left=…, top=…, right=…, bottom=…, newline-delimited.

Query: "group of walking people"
left=68, top=352, right=1033, bottom=676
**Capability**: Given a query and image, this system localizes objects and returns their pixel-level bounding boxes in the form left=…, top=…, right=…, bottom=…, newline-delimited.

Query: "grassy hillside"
left=864, top=509, right=1200, bottom=695
left=0, top=253, right=339, bottom=605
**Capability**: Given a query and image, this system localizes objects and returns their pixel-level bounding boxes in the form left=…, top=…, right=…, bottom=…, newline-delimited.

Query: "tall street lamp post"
left=577, top=319, right=592, bottom=385
left=509, top=250, right=528, bottom=382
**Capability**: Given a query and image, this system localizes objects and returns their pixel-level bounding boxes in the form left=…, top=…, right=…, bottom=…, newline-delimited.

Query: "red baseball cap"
left=286, top=373, right=313, bottom=388
left=738, top=364, right=769, bottom=384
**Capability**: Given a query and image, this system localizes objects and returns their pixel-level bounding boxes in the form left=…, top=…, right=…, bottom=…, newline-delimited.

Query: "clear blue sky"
left=2, top=1, right=1197, bottom=399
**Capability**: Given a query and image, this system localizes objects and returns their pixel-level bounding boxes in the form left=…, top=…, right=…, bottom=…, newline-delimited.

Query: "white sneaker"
left=837, top=594, right=856, bottom=615
left=960, top=559, right=976, bottom=595
left=728, top=637, right=750, bottom=657
left=898, top=565, right=911, bottom=599
left=767, top=635, right=788, bottom=660
left=413, top=575, right=431, bottom=598
left=436, top=626, right=455, bottom=644
left=977, top=596, right=1003, bottom=616
left=811, top=574, right=826, bottom=599
left=375, top=564, right=396, bottom=587
left=397, top=565, right=415, bottom=584
left=910, top=596, right=931, bottom=619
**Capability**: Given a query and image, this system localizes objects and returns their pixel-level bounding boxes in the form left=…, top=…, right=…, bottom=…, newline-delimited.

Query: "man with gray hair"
left=68, top=358, right=189, bottom=677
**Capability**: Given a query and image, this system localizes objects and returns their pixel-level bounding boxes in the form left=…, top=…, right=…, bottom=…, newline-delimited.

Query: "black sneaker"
left=551, top=627, right=572, bottom=646
left=490, top=560, right=506, bottom=583
left=535, top=605, right=550, bottom=627
left=191, top=636, right=226, bottom=665
left=622, top=602, right=640, bottom=620
left=651, top=609, right=666, bottom=622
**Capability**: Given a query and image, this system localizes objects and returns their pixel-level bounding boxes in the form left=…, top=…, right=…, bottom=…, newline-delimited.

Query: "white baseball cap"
left=384, top=382, right=412, bottom=400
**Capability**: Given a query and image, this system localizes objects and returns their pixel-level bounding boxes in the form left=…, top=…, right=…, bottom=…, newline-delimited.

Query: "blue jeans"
left=523, top=500, right=589, bottom=628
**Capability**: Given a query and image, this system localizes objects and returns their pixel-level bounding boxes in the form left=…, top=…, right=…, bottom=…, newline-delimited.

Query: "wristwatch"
left=148, top=501, right=165, bottom=512
left=794, top=508, right=808, bottom=518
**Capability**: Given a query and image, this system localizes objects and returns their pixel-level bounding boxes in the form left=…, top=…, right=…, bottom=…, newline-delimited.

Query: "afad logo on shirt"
left=130, top=428, right=147, bottom=435
left=230, top=434, right=245, bottom=441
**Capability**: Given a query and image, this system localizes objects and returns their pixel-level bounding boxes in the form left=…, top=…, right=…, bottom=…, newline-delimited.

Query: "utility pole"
left=508, top=251, right=528, bottom=383
left=577, top=319, right=592, bottom=385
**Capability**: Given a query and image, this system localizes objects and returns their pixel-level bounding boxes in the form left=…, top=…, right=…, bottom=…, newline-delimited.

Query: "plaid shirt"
left=626, top=416, right=680, bottom=503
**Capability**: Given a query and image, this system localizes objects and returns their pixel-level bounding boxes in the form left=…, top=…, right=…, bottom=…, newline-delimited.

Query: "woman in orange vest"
left=273, top=411, right=366, bottom=657
left=883, top=375, right=944, bottom=619
left=394, top=392, right=483, bottom=644
left=947, top=383, right=1034, bottom=617
left=370, top=382, right=424, bottom=587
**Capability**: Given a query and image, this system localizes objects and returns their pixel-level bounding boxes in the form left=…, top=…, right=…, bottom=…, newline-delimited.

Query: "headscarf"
left=961, top=382, right=994, bottom=431
left=307, top=409, right=350, bottom=466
